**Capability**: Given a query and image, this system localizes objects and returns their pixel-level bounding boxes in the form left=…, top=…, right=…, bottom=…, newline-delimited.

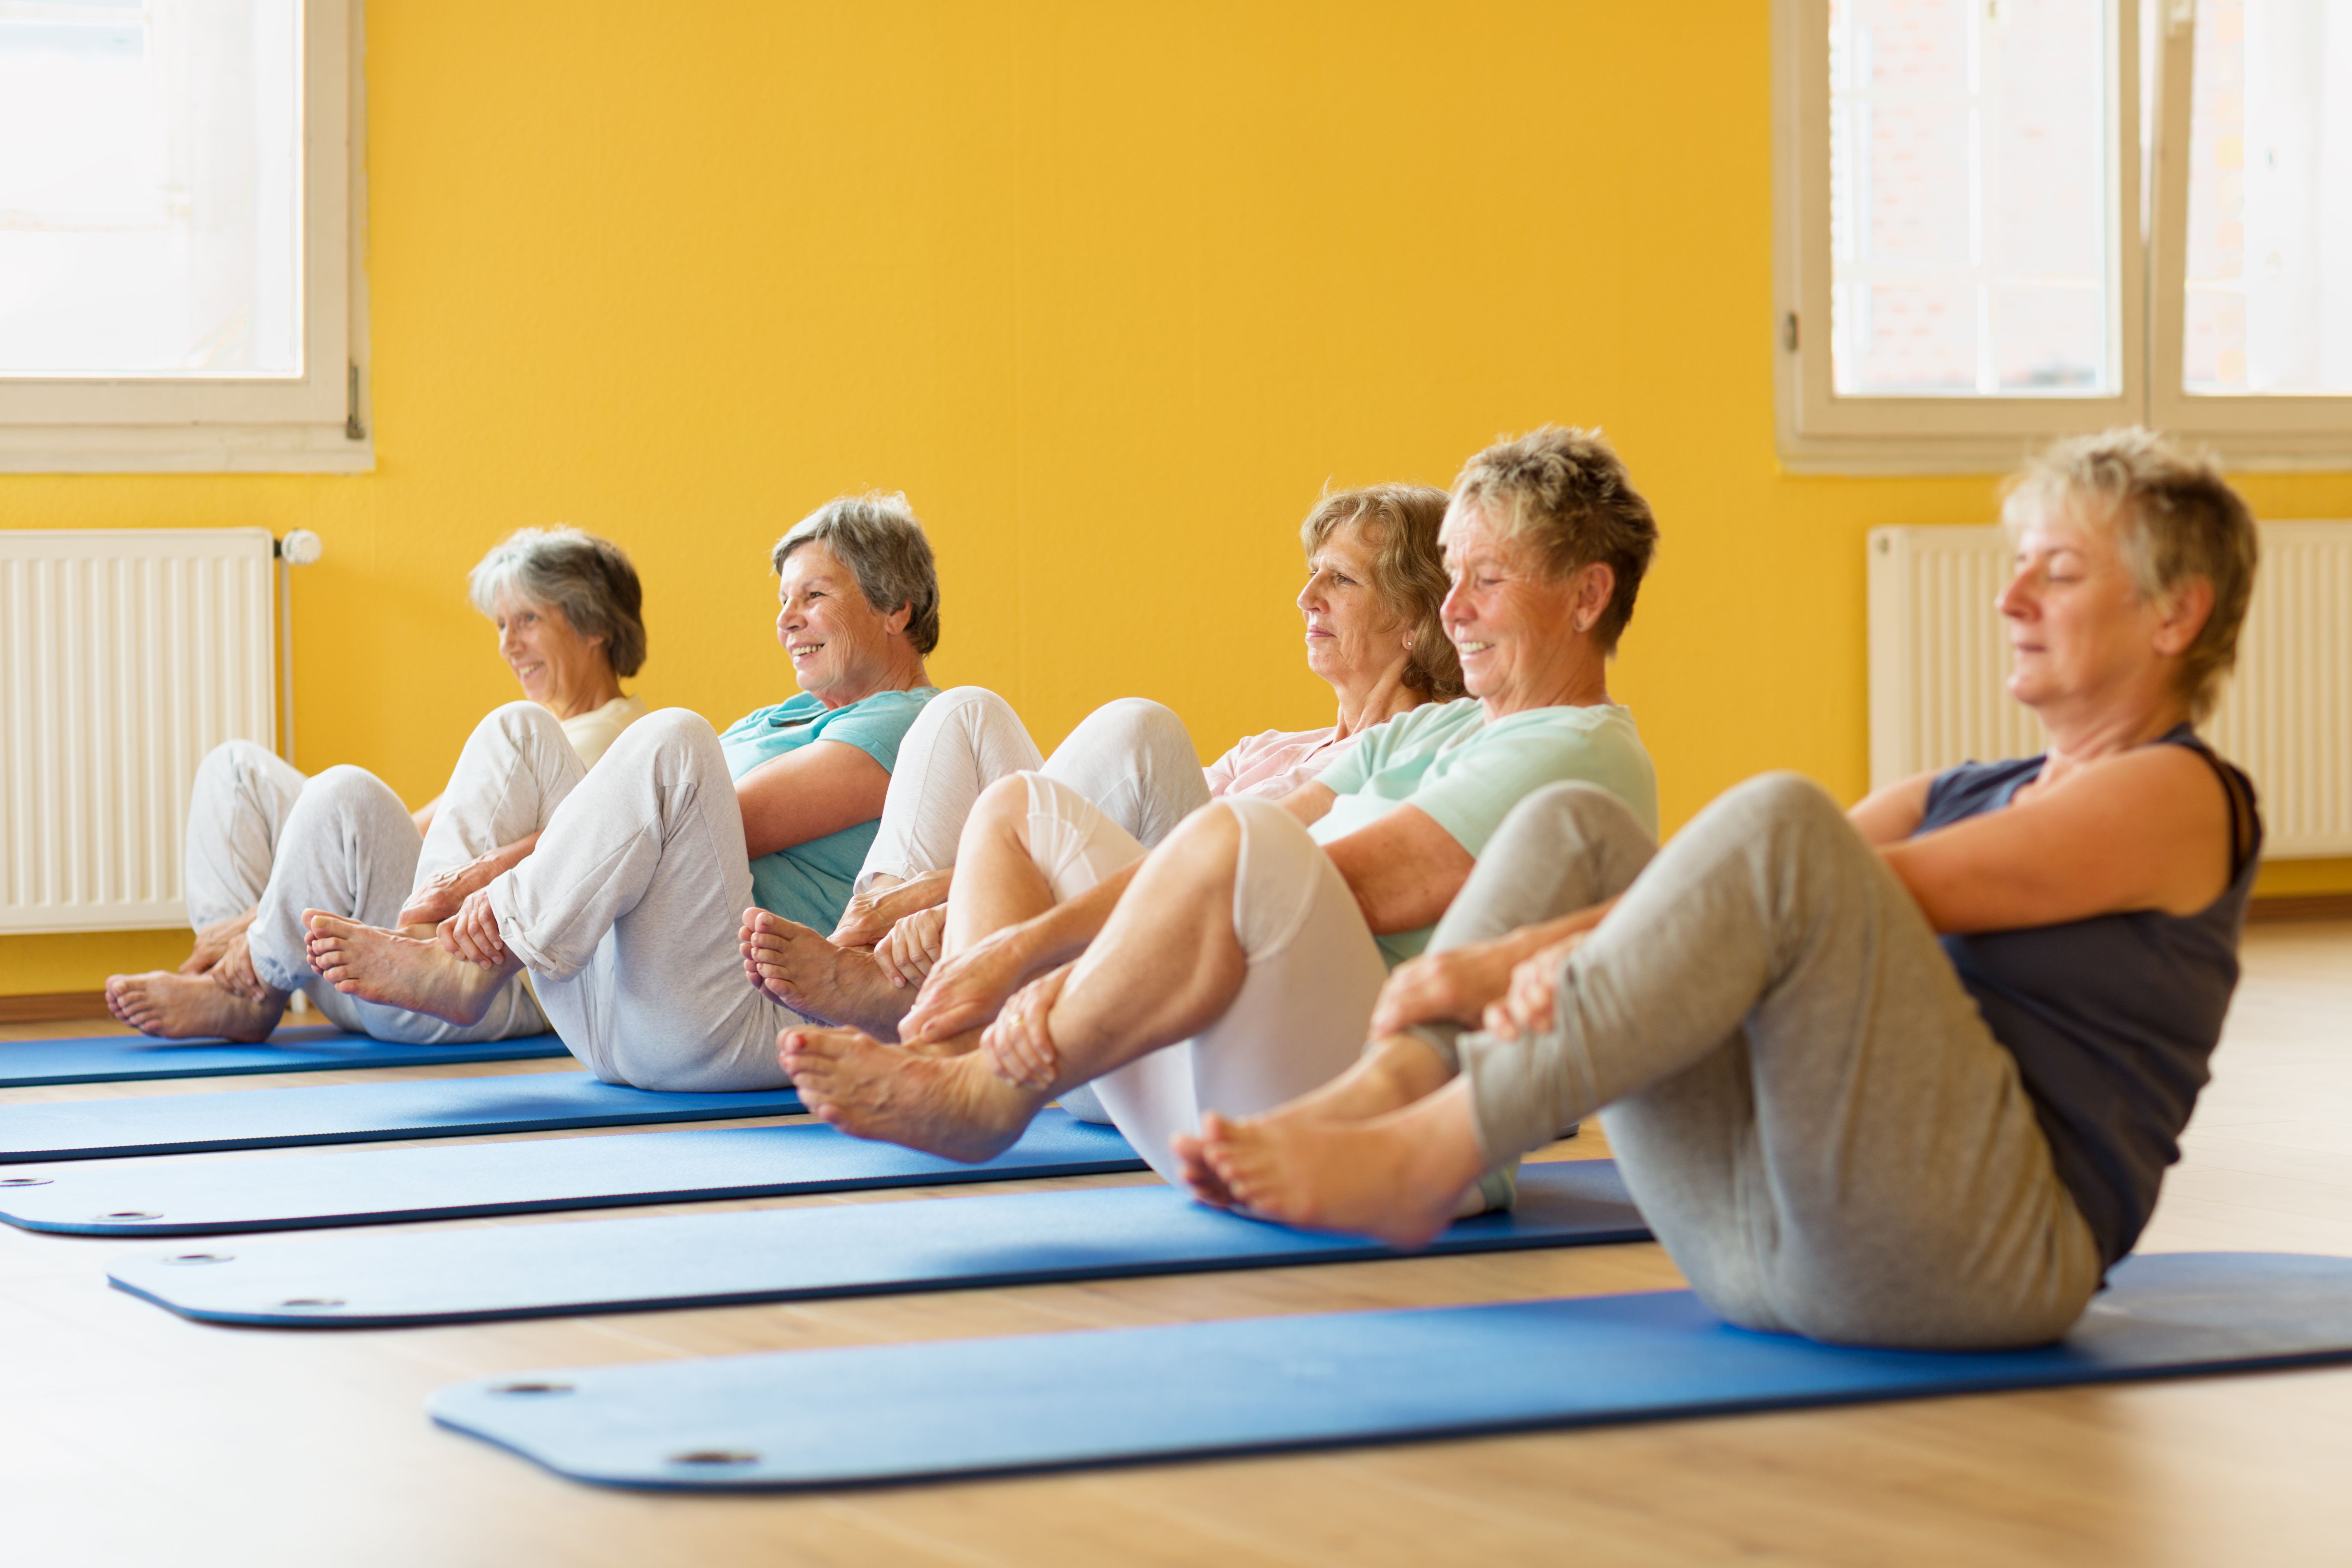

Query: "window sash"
left=1775, top=0, right=2351, bottom=471
left=0, top=0, right=358, bottom=442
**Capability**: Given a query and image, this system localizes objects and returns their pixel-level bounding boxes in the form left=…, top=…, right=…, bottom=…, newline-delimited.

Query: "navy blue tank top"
left=1919, top=727, right=2260, bottom=1266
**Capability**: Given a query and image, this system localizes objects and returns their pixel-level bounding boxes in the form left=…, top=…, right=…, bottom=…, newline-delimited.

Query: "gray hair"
left=771, top=491, right=941, bottom=657
left=1447, top=425, right=1658, bottom=653
left=466, top=527, right=647, bottom=677
left=2002, top=427, right=2259, bottom=722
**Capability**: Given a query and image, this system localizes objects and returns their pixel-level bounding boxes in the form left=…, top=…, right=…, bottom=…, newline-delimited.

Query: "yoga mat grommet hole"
left=0, top=1177, right=52, bottom=1187
left=492, top=1381, right=574, bottom=1396
left=278, top=1297, right=345, bottom=1308
left=99, top=1210, right=161, bottom=1220
left=668, top=1450, right=760, bottom=1467
left=163, top=1253, right=232, bottom=1265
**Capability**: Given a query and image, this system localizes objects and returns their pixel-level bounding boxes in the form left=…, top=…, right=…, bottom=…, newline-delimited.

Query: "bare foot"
left=104, top=971, right=283, bottom=1043
left=779, top=1025, right=1044, bottom=1163
left=304, top=912, right=516, bottom=1026
left=739, top=910, right=910, bottom=1039
left=1196, top=1089, right=1486, bottom=1247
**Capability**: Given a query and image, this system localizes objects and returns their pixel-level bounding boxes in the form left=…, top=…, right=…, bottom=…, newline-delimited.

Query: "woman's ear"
left=882, top=600, right=914, bottom=640
left=2152, top=577, right=2215, bottom=658
left=1575, top=562, right=1617, bottom=636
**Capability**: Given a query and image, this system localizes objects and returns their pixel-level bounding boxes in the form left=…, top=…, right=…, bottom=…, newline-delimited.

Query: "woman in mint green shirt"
left=303, top=493, right=940, bottom=1091
left=777, top=427, right=1664, bottom=1188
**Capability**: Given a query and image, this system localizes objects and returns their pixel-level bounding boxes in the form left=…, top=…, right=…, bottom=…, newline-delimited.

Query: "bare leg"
left=1198, top=1077, right=1489, bottom=1247
left=103, top=971, right=285, bottom=1043
left=740, top=909, right=910, bottom=1038
left=778, top=790, right=1256, bottom=1160
left=303, top=912, right=520, bottom=1027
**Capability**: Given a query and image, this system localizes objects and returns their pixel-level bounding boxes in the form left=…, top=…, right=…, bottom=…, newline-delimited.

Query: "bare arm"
left=735, top=739, right=892, bottom=860
left=1320, top=804, right=1477, bottom=935
left=1878, top=745, right=2235, bottom=933
left=1278, top=780, right=1337, bottom=827
left=1846, top=773, right=1932, bottom=846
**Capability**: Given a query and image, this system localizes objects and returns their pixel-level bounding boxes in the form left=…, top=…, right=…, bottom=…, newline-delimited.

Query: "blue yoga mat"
left=0, top=1025, right=570, bottom=1088
left=0, top=1108, right=1135, bottom=1235
left=429, top=1252, right=2352, bottom=1490
left=111, top=1160, right=1644, bottom=1326
left=0, top=1070, right=800, bottom=1165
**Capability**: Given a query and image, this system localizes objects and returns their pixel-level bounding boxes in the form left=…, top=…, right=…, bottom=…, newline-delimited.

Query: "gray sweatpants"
left=1438, top=775, right=2102, bottom=1349
left=182, top=726, right=553, bottom=1043
left=485, top=706, right=806, bottom=1091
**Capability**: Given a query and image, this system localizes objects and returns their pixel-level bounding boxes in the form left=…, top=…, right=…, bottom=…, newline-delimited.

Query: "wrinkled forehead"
left=777, top=540, right=846, bottom=592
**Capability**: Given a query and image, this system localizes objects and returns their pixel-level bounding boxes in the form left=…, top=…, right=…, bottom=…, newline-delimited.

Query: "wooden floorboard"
left=3, top=926, right=2350, bottom=1565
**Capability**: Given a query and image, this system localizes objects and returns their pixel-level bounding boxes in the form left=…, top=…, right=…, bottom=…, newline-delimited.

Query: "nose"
left=1996, top=563, right=2033, bottom=621
left=1439, top=575, right=1469, bottom=627
left=1297, top=572, right=1323, bottom=615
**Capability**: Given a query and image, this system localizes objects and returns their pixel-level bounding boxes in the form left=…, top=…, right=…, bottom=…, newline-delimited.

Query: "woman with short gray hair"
left=108, top=527, right=650, bottom=1046
left=301, top=492, right=948, bottom=1092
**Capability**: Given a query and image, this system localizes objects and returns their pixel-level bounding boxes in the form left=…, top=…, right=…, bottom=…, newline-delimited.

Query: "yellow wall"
left=7, top=2, right=2351, bottom=995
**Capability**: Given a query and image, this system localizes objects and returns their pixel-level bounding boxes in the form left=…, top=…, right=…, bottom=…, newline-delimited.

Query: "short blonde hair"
left=2001, top=428, right=2258, bottom=722
left=1446, top=425, right=1657, bottom=652
left=1299, top=484, right=1464, bottom=699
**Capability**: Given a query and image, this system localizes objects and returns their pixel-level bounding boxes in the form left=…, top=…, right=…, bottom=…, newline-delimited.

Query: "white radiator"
left=1869, top=521, right=2352, bottom=858
left=1, top=529, right=278, bottom=932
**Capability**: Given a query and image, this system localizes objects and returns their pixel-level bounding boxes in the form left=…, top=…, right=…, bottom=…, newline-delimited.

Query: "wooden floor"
left=4, top=929, right=2350, bottom=1567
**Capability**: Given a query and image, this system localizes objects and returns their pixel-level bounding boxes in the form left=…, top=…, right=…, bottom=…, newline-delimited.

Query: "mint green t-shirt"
left=1310, top=696, right=1657, bottom=966
left=718, top=687, right=938, bottom=931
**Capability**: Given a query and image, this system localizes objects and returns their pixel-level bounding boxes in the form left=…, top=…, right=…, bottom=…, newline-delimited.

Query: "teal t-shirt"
left=1310, top=696, right=1657, bottom=966
left=717, top=687, right=939, bottom=931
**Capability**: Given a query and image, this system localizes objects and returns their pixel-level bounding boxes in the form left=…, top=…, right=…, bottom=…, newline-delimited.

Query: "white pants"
left=860, top=689, right=1212, bottom=1124
left=1022, top=776, right=1390, bottom=1180
left=859, top=689, right=1210, bottom=891
left=181, top=723, right=553, bottom=1043
left=486, top=706, right=807, bottom=1091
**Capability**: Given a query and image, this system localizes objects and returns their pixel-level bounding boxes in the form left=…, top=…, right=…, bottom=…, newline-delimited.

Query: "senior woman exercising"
left=1187, top=429, right=2260, bottom=1352
left=747, top=483, right=1465, bottom=1040
left=780, top=427, right=1660, bottom=1180
left=105, top=527, right=648, bottom=1045
left=303, top=493, right=942, bottom=1089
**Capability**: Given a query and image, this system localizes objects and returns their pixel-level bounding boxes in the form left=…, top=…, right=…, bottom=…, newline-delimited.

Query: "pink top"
left=1204, top=726, right=1355, bottom=802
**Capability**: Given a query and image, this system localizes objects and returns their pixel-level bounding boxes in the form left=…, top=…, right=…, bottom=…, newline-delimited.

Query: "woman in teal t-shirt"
left=302, top=493, right=940, bottom=1091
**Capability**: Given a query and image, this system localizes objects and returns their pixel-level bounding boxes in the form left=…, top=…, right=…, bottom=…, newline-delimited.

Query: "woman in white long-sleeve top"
left=1185, top=429, right=2262, bottom=1353
left=105, top=527, right=648, bottom=1045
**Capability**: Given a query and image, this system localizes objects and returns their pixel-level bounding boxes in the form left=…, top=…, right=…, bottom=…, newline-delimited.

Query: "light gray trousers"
left=1434, top=775, right=2102, bottom=1350
left=182, top=727, right=553, bottom=1043
left=485, top=706, right=809, bottom=1091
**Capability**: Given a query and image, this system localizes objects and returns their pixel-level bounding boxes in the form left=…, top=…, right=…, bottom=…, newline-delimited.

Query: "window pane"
left=0, top=0, right=301, bottom=378
left=1829, top=0, right=2117, bottom=397
left=2182, top=0, right=2352, bottom=395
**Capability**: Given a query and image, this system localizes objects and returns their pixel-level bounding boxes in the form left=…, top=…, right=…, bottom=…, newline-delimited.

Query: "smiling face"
left=490, top=592, right=612, bottom=719
left=1439, top=505, right=1611, bottom=713
left=775, top=541, right=908, bottom=707
left=1997, top=497, right=2191, bottom=721
left=1297, top=518, right=1413, bottom=694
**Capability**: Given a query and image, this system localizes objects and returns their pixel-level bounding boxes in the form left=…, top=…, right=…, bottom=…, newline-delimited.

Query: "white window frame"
left=0, top=0, right=370, bottom=474
left=1774, top=0, right=2352, bottom=474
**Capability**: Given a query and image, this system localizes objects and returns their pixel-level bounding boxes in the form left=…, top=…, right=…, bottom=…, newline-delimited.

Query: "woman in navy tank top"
left=1181, top=429, right=2263, bottom=1351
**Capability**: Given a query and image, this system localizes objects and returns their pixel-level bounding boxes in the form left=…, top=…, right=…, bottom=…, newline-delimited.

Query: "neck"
left=1480, top=649, right=1612, bottom=720
left=2036, top=696, right=2192, bottom=786
left=1329, top=664, right=1427, bottom=739
left=817, top=651, right=930, bottom=710
left=546, top=669, right=623, bottom=722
